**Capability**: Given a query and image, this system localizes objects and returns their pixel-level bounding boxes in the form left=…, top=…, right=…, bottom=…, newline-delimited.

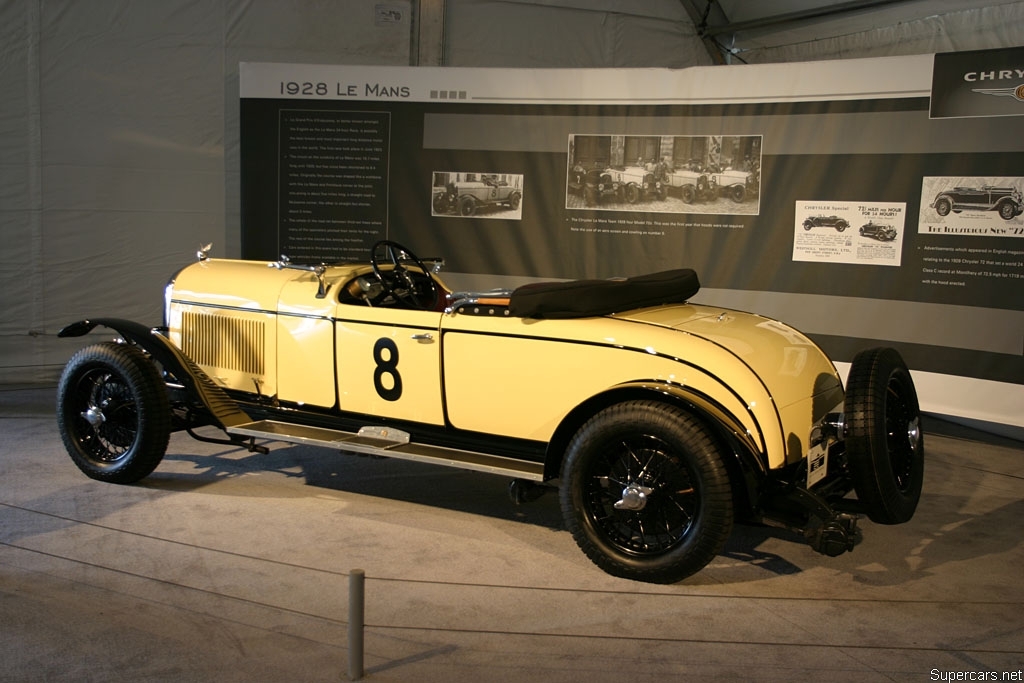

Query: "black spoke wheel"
left=370, top=240, right=439, bottom=310
left=560, top=401, right=733, bottom=583
left=845, top=347, right=924, bottom=524
left=56, top=342, right=170, bottom=484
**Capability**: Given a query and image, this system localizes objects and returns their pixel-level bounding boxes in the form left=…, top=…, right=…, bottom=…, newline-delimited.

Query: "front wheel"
left=56, top=342, right=171, bottom=483
left=431, top=192, right=449, bottom=214
left=845, top=347, right=924, bottom=524
left=998, top=201, right=1017, bottom=220
left=560, top=401, right=733, bottom=583
left=624, top=184, right=640, bottom=203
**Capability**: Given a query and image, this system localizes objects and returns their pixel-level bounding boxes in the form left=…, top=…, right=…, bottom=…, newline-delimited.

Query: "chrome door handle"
left=411, top=333, right=434, bottom=343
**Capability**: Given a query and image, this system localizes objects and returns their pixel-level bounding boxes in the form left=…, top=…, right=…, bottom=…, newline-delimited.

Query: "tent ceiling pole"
left=411, top=0, right=446, bottom=66
left=676, top=0, right=730, bottom=65
left=703, top=0, right=912, bottom=37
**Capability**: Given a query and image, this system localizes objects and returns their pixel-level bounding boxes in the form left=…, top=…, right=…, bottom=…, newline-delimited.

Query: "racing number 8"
left=373, top=337, right=403, bottom=401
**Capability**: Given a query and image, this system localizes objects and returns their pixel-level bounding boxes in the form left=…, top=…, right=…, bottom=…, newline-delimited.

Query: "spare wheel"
left=844, top=347, right=924, bottom=524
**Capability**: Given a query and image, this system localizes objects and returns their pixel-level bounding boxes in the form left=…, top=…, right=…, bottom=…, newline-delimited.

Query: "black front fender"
left=59, top=318, right=250, bottom=429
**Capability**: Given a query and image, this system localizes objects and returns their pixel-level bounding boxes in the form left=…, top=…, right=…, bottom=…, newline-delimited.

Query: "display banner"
left=931, top=46, right=1024, bottom=119
left=240, top=52, right=1024, bottom=430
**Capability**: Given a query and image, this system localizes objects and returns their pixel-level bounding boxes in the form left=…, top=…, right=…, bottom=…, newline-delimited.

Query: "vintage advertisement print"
left=793, top=200, right=906, bottom=266
left=919, top=176, right=1024, bottom=237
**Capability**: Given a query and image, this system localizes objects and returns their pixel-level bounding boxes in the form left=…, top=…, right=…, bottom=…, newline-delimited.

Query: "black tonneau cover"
left=507, top=269, right=700, bottom=319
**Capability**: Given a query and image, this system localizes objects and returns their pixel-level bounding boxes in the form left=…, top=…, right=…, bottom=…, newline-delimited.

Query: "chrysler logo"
left=971, top=83, right=1024, bottom=102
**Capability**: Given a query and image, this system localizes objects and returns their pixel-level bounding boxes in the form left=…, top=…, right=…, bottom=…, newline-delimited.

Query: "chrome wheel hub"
left=83, top=406, right=105, bottom=428
left=907, top=416, right=921, bottom=451
left=614, top=483, right=654, bottom=511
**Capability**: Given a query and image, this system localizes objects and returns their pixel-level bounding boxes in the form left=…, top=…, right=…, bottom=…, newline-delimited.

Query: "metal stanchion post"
left=348, top=569, right=365, bottom=681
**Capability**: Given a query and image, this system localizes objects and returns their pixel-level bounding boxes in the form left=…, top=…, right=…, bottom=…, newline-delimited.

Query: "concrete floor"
left=1, top=386, right=1022, bottom=682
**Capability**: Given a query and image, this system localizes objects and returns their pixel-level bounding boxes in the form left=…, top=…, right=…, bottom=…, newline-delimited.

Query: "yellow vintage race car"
left=56, top=241, right=924, bottom=583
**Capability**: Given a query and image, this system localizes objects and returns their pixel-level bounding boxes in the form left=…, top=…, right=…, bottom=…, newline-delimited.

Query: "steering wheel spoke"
left=370, top=240, right=439, bottom=310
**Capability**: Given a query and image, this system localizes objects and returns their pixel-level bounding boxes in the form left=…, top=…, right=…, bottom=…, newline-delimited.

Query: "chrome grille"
left=181, top=311, right=265, bottom=375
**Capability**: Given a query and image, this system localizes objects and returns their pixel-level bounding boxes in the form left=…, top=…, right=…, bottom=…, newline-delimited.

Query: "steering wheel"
left=370, top=240, right=439, bottom=310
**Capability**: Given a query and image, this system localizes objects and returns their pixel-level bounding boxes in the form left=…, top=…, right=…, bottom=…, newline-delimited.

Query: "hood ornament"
left=197, top=243, right=213, bottom=262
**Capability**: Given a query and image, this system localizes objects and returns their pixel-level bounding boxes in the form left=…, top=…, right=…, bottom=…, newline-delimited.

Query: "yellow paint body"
left=167, top=259, right=844, bottom=470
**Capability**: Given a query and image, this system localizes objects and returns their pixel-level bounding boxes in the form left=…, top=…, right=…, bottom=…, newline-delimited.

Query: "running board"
left=227, top=420, right=545, bottom=481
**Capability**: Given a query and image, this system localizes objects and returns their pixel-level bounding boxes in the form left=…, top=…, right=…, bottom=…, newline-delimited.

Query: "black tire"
left=560, top=401, right=733, bottom=583
left=836, top=221, right=848, bottom=232
left=458, top=196, right=476, bottom=216
left=998, top=201, right=1016, bottom=220
left=56, top=342, right=170, bottom=484
left=934, top=197, right=951, bottom=216
left=509, top=192, right=522, bottom=210
left=681, top=185, right=696, bottom=204
left=730, top=184, right=746, bottom=203
left=845, top=347, right=924, bottom=524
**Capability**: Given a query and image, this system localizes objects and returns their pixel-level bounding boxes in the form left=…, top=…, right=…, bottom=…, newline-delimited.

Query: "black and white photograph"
left=431, top=171, right=524, bottom=219
left=566, top=134, right=761, bottom=215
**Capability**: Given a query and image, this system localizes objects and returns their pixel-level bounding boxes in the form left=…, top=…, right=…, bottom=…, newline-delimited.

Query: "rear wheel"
left=845, top=347, right=924, bottom=524
left=57, top=342, right=170, bottom=483
left=560, top=401, right=733, bottom=583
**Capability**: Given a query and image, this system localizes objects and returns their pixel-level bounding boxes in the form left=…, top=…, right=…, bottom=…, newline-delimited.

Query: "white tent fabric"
left=1, top=0, right=413, bottom=383
left=444, top=0, right=713, bottom=67
left=736, top=3, right=1024, bottom=64
left=2, top=0, right=1023, bottom=384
